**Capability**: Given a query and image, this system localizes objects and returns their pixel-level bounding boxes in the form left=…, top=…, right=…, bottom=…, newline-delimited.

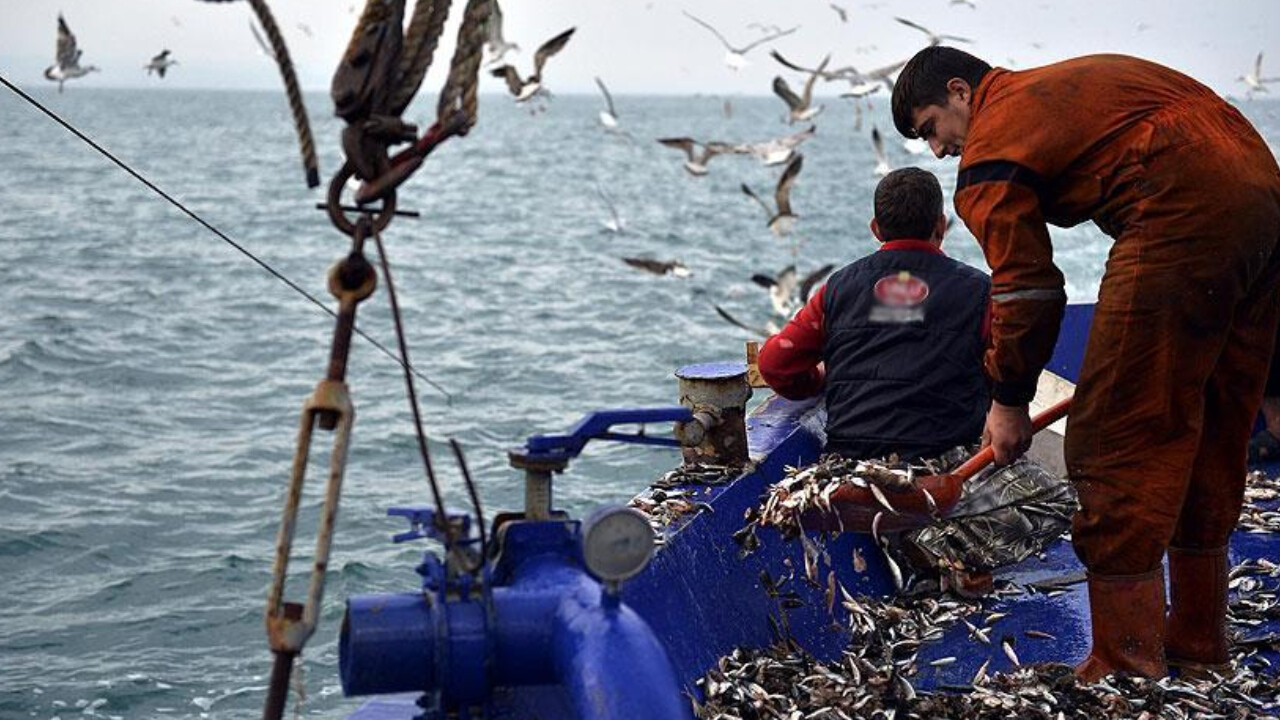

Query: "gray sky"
left=1, top=0, right=1277, bottom=96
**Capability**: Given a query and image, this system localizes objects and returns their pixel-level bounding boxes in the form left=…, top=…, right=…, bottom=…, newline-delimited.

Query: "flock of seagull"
left=36, top=5, right=1280, bottom=337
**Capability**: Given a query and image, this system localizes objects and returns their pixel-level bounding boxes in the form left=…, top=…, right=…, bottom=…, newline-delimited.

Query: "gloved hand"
left=982, top=401, right=1032, bottom=466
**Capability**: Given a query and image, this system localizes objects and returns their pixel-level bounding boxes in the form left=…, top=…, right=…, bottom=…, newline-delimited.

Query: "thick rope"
left=389, top=0, right=453, bottom=117
left=437, top=0, right=490, bottom=132
left=246, top=0, right=320, bottom=188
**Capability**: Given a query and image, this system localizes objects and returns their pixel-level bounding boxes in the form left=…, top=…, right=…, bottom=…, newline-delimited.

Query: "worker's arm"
left=758, top=285, right=827, bottom=400
left=956, top=162, right=1066, bottom=463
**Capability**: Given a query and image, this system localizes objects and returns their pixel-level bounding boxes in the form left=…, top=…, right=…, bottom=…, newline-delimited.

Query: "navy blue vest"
left=822, top=246, right=991, bottom=460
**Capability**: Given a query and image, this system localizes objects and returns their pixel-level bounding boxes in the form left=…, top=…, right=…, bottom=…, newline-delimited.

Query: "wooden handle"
left=950, top=396, right=1073, bottom=481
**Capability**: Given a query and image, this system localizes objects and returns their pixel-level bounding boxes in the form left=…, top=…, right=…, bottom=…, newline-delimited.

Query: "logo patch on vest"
left=870, top=271, right=928, bottom=323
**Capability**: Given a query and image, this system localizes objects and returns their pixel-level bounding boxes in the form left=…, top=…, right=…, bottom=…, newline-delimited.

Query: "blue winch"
left=339, top=401, right=726, bottom=720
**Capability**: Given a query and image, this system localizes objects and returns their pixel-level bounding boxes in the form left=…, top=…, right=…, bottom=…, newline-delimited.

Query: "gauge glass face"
left=583, top=508, right=654, bottom=582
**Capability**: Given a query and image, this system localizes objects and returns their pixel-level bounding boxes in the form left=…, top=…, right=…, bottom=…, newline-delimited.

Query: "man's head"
left=891, top=46, right=991, bottom=159
left=871, top=167, right=946, bottom=243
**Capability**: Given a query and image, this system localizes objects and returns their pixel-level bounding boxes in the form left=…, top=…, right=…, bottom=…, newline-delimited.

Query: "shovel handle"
left=950, top=396, right=1073, bottom=481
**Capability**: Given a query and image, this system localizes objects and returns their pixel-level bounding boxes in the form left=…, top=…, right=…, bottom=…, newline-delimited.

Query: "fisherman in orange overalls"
left=891, top=47, right=1280, bottom=680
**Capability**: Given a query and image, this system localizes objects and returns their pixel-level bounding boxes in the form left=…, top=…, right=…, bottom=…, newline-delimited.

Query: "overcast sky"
left=1, top=0, right=1278, bottom=97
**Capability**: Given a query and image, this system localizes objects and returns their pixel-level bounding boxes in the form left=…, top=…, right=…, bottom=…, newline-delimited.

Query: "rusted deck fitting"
left=674, top=362, right=751, bottom=468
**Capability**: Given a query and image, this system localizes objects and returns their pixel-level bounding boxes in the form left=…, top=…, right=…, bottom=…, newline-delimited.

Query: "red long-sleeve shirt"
left=758, top=240, right=991, bottom=400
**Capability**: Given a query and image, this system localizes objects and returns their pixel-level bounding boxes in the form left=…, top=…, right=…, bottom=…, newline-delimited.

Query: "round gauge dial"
left=582, top=507, right=655, bottom=583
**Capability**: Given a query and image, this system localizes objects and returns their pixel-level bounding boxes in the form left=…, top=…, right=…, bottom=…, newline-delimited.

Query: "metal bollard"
left=674, top=362, right=751, bottom=468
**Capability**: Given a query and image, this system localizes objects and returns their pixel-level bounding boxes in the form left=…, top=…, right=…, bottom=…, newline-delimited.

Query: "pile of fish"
left=653, top=462, right=745, bottom=489
left=1241, top=470, right=1280, bottom=533
left=742, top=450, right=969, bottom=542
left=694, top=578, right=1280, bottom=720
left=630, top=487, right=716, bottom=537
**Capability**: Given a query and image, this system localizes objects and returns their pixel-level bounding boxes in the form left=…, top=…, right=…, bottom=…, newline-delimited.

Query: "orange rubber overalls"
left=954, top=54, right=1280, bottom=676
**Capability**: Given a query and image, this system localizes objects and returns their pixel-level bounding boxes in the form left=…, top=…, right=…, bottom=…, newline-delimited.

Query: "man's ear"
left=870, top=218, right=884, bottom=242
left=932, top=213, right=948, bottom=242
left=946, top=77, right=972, bottom=104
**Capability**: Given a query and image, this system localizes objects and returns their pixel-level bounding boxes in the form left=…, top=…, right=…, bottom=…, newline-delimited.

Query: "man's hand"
left=982, top=401, right=1032, bottom=466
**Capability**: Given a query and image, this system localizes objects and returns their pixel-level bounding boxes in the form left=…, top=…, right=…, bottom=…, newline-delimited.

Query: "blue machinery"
left=338, top=307, right=1147, bottom=720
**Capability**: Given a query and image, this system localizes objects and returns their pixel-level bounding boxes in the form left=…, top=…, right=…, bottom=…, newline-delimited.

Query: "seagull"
left=624, top=257, right=690, bottom=277
left=597, top=183, right=625, bottom=233
left=894, top=17, right=972, bottom=46
left=741, top=125, right=816, bottom=166
left=484, top=0, right=520, bottom=66
left=872, top=127, right=892, bottom=176
left=44, top=14, right=99, bottom=93
left=740, top=153, right=804, bottom=237
left=144, top=50, right=178, bottom=78
left=595, top=76, right=619, bottom=129
left=752, top=264, right=835, bottom=316
left=490, top=27, right=575, bottom=103
left=683, top=11, right=798, bottom=71
left=657, top=137, right=739, bottom=176
left=772, top=49, right=905, bottom=93
left=296, top=22, right=313, bottom=38
left=773, top=55, right=830, bottom=124
left=950, top=0, right=977, bottom=8
left=830, top=3, right=850, bottom=22
left=1239, top=52, right=1280, bottom=95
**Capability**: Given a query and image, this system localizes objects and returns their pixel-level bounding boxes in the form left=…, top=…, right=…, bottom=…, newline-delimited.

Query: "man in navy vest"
left=759, top=167, right=991, bottom=460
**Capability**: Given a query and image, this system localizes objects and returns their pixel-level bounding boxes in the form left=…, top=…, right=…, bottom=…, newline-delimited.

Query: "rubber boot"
left=1165, top=546, right=1232, bottom=677
left=1075, top=569, right=1169, bottom=682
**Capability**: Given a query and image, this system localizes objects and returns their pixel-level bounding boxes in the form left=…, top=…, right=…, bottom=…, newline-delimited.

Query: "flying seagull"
left=1239, top=52, right=1280, bottom=95
left=872, top=127, right=892, bottom=177
left=740, top=153, right=804, bottom=237
left=144, top=49, right=178, bottom=78
left=484, top=0, right=520, bottom=66
left=490, top=27, right=575, bottom=103
left=595, top=76, right=619, bottom=129
left=773, top=55, right=830, bottom=124
left=295, top=22, right=313, bottom=38
left=772, top=49, right=905, bottom=93
left=829, top=3, right=850, bottom=23
left=624, top=257, right=690, bottom=277
left=597, top=183, right=625, bottom=233
left=682, top=11, right=798, bottom=71
left=741, top=125, right=815, bottom=166
left=894, top=17, right=972, bottom=46
left=44, top=14, right=99, bottom=93
left=752, top=264, right=835, bottom=316
left=657, top=137, right=739, bottom=176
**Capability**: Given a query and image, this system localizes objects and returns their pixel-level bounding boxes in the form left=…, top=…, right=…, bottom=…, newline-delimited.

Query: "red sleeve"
left=758, top=285, right=827, bottom=400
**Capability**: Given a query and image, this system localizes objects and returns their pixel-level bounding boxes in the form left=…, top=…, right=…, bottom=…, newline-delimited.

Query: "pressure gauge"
left=581, top=507, right=655, bottom=584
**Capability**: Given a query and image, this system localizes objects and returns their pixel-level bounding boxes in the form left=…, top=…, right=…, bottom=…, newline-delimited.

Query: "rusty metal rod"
left=313, top=202, right=420, bottom=218
left=263, top=649, right=296, bottom=720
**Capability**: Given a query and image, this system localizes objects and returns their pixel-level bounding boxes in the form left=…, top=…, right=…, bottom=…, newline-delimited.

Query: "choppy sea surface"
left=0, top=87, right=1276, bottom=719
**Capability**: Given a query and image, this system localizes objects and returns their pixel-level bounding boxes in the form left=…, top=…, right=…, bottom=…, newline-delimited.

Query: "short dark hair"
left=891, top=46, right=991, bottom=139
left=874, top=168, right=943, bottom=241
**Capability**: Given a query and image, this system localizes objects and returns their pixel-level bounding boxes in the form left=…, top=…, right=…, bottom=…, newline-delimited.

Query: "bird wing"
left=780, top=124, right=816, bottom=149
left=154, top=49, right=170, bottom=62
left=862, top=57, right=908, bottom=80
left=595, top=76, right=616, bottom=117
left=771, top=49, right=814, bottom=74
left=775, top=154, right=804, bottom=216
left=624, top=257, right=666, bottom=275
left=772, top=76, right=803, bottom=111
left=56, top=15, right=79, bottom=67
left=800, top=264, right=835, bottom=302
left=937, top=33, right=973, bottom=44
left=249, top=20, right=276, bottom=59
left=829, top=3, right=848, bottom=22
left=533, top=27, right=575, bottom=79
left=742, top=183, right=774, bottom=218
left=714, top=305, right=771, bottom=339
left=751, top=273, right=778, bottom=289
left=1255, top=51, right=1265, bottom=80
left=738, top=25, right=799, bottom=54
left=894, top=17, right=933, bottom=37
left=490, top=65, right=525, bottom=96
left=486, top=0, right=507, bottom=48
left=657, top=137, right=699, bottom=162
left=872, top=127, right=888, bottom=167
left=802, top=55, right=831, bottom=105
left=682, top=11, right=734, bottom=51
